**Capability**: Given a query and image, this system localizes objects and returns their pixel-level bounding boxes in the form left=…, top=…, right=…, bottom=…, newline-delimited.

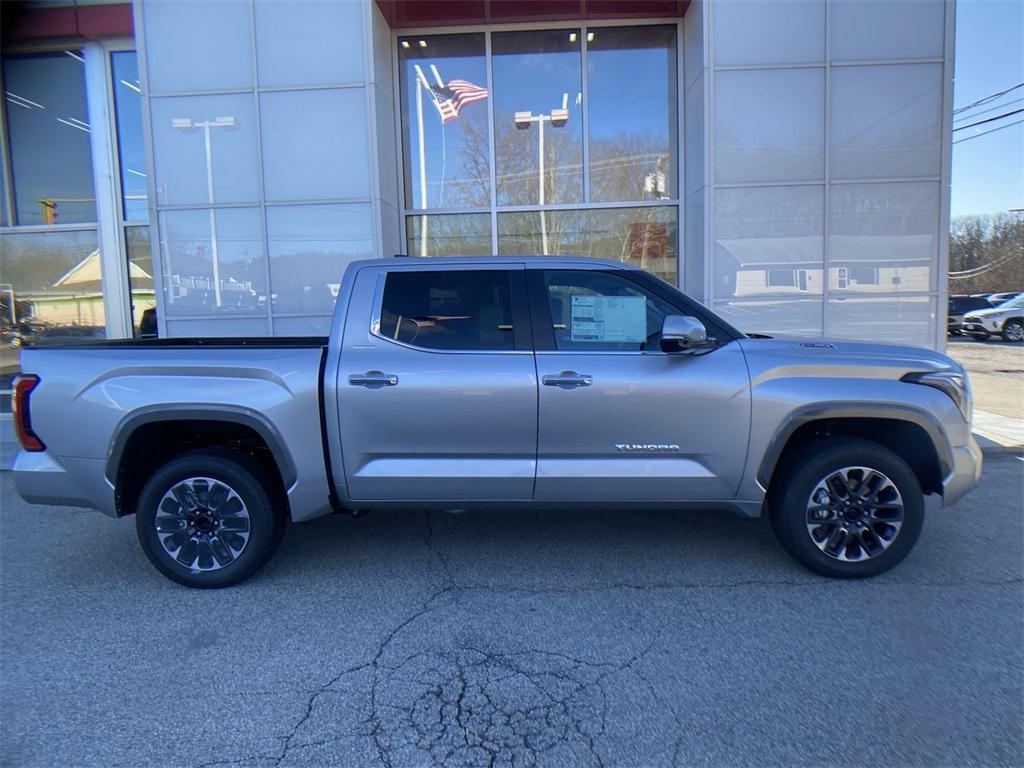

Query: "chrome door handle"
left=542, top=371, right=593, bottom=388
left=348, top=371, right=398, bottom=388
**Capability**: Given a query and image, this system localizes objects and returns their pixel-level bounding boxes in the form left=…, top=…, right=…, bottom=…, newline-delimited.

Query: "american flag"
left=426, top=79, right=488, bottom=123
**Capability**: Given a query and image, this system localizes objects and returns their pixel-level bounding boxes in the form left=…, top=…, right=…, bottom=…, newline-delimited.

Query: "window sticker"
left=570, top=295, right=646, bottom=342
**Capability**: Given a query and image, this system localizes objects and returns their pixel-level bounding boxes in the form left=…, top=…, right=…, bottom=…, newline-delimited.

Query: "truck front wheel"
left=768, top=438, right=924, bottom=578
left=135, top=451, right=286, bottom=588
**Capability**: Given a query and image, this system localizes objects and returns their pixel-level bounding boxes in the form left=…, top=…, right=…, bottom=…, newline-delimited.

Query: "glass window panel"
left=830, top=64, right=942, bottom=180
left=714, top=0, right=825, bottom=66
left=713, top=185, right=824, bottom=299
left=493, top=29, right=583, bottom=205
left=826, top=295, right=936, bottom=347
left=272, top=316, right=332, bottom=336
left=714, top=298, right=824, bottom=337
left=829, top=182, right=938, bottom=294
left=588, top=26, right=677, bottom=202
left=164, top=317, right=269, bottom=338
left=831, top=0, right=945, bottom=61
left=125, top=226, right=156, bottom=336
left=159, top=208, right=266, bottom=317
left=255, top=0, right=365, bottom=87
left=406, top=213, right=492, bottom=257
left=541, top=269, right=679, bottom=352
left=0, top=230, right=105, bottom=348
left=497, top=206, right=678, bottom=284
left=150, top=94, right=259, bottom=206
left=714, top=68, right=825, bottom=184
left=267, top=203, right=374, bottom=314
left=2, top=52, right=96, bottom=225
left=111, top=52, right=148, bottom=221
left=143, top=0, right=253, bottom=93
left=261, top=89, right=370, bottom=201
left=398, top=33, right=490, bottom=210
left=379, top=270, right=515, bottom=351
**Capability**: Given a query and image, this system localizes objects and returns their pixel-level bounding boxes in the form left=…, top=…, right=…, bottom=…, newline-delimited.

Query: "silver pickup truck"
left=12, top=256, right=982, bottom=588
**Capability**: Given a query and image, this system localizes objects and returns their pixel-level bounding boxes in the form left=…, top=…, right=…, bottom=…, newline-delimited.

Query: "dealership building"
left=0, top=0, right=955, bottom=356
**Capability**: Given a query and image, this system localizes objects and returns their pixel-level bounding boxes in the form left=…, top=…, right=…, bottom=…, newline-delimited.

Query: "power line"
left=953, top=107, right=1024, bottom=131
left=953, top=81, right=1024, bottom=114
left=953, top=117, right=1024, bottom=144
left=953, top=96, right=1024, bottom=124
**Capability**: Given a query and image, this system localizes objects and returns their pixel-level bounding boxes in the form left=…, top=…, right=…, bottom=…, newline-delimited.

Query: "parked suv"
left=948, top=295, right=993, bottom=335
left=963, top=296, right=1024, bottom=342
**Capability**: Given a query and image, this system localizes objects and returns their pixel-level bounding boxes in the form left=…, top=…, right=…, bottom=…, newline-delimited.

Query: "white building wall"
left=693, top=0, right=953, bottom=348
left=135, top=0, right=386, bottom=337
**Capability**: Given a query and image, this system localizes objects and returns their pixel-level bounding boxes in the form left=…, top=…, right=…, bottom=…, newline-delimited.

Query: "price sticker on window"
left=570, top=295, right=646, bottom=342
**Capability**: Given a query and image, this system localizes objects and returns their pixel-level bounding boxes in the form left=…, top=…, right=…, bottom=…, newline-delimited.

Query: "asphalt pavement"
left=1, top=457, right=1022, bottom=768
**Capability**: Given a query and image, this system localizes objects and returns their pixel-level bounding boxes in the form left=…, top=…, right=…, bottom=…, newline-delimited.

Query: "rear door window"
left=378, top=270, right=516, bottom=351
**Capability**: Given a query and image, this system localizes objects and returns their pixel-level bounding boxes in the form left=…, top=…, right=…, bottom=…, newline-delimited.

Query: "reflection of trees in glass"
left=494, top=120, right=583, bottom=206
left=498, top=207, right=677, bottom=282
left=589, top=131, right=671, bottom=202
left=407, top=214, right=491, bottom=256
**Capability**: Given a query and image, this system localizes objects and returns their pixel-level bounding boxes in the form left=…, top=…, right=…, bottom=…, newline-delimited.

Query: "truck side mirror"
left=661, top=315, right=708, bottom=353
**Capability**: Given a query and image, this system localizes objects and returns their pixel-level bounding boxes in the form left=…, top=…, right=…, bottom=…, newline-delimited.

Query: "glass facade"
left=398, top=24, right=680, bottom=283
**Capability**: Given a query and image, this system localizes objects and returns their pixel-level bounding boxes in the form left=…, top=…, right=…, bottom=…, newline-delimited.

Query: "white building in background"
left=0, top=0, right=954, bottom=351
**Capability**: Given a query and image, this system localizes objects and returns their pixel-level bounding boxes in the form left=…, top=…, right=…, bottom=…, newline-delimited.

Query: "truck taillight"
left=12, top=374, right=45, bottom=452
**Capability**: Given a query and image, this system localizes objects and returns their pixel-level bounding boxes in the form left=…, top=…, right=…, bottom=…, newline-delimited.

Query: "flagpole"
left=414, top=66, right=428, bottom=257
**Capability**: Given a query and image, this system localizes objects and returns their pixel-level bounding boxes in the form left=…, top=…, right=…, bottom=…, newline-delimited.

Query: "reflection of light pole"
left=514, top=94, right=569, bottom=256
left=171, top=115, right=235, bottom=307
left=412, top=65, right=431, bottom=257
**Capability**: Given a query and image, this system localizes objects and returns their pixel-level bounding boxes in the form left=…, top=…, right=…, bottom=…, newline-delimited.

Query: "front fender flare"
left=756, top=402, right=954, bottom=490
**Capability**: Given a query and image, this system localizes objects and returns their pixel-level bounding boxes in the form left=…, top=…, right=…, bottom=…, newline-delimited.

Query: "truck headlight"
left=901, top=370, right=972, bottom=422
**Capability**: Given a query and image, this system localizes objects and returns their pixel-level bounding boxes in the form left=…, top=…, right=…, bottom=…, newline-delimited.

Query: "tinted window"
left=542, top=270, right=678, bottom=352
left=379, top=270, right=515, bottom=351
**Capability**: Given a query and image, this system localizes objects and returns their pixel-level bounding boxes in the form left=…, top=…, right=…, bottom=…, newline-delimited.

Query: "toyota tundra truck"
left=11, top=257, right=982, bottom=588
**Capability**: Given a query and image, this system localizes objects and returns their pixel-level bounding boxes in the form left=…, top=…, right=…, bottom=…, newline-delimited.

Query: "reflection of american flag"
left=428, top=79, right=488, bottom=123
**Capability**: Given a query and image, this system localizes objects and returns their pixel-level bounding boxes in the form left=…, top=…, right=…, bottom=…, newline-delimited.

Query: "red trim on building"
left=375, top=0, right=689, bottom=28
left=2, top=2, right=134, bottom=44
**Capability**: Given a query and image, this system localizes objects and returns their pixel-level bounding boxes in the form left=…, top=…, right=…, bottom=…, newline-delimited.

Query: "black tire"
left=135, top=450, right=287, bottom=588
left=768, top=438, right=924, bottom=578
left=1000, top=319, right=1024, bottom=343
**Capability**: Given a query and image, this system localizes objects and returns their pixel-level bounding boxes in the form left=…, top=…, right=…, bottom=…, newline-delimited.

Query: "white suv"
left=963, top=296, right=1024, bottom=342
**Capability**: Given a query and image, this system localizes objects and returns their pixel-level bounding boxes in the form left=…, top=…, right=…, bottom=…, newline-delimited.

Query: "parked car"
left=11, top=256, right=982, bottom=587
left=962, top=295, right=1024, bottom=342
left=948, top=295, right=993, bottom=335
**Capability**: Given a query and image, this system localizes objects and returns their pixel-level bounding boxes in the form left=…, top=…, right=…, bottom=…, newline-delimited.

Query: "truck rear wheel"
left=135, top=451, right=286, bottom=588
left=768, top=438, right=924, bottom=578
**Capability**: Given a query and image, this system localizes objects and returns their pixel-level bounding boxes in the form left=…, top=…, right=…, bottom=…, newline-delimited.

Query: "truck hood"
left=737, top=336, right=960, bottom=374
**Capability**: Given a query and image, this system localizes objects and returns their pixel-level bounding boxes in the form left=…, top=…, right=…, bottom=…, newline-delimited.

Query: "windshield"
left=998, top=296, right=1024, bottom=309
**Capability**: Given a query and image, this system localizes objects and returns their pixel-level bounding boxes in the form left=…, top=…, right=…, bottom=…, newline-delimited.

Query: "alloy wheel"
left=805, top=466, right=904, bottom=562
left=155, top=477, right=251, bottom=571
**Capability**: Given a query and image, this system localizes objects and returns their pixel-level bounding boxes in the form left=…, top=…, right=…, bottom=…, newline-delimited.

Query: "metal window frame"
left=391, top=19, right=684, bottom=285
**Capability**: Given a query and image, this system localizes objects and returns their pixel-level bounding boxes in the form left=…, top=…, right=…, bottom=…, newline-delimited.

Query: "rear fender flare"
left=105, top=405, right=297, bottom=488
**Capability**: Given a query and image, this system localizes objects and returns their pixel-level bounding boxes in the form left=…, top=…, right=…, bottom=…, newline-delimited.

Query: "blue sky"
left=951, top=0, right=1024, bottom=217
